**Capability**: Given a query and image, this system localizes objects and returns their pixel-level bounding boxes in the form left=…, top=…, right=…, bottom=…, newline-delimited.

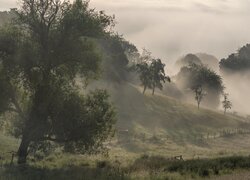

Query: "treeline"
left=220, top=44, right=250, bottom=72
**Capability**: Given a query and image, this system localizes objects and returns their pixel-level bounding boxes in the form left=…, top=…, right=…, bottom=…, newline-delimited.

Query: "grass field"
left=1, top=83, right=250, bottom=179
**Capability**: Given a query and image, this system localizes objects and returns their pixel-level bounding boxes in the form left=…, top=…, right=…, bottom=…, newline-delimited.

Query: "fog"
left=88, top=0, right=250, bottom=64
left=2, top=0, right=250, bottom=64
left=222, top=72, right=250, bottom=115
left=1, top=0, right=250, bottom=114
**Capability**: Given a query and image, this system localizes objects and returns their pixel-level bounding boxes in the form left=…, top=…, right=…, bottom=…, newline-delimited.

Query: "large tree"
left=0, top=0, right=116, bottom=164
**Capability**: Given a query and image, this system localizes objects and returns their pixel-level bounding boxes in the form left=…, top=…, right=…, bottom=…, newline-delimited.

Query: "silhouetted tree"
left=136, top=58, right=170, bottom=95
left=176, top=63, right=224, bottom=108
left=136, top=62, right=152, bottom=94
left=0, top=0, right=116, bottom=164
left=193, top=85, right=206, bottom=109
left=222, top=93, right=232, bottom=114
left=150, top=59, right=171, bottom=95
left=220, top=44, right=250, bottom=72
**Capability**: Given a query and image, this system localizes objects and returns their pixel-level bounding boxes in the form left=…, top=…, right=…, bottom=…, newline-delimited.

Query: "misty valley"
left=1, top=0, right=250, bottom=180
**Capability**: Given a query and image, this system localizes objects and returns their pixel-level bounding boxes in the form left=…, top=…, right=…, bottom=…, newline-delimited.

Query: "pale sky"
left=1, top=0, right=250, bottom=64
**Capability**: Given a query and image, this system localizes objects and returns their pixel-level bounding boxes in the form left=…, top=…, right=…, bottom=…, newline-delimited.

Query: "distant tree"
left=150, top=59, right=171, bottom=95
left=176, top=63, right=224, bottom=108
left=175, top=54, right=202, bottom=70
left=193, top=85, right=206, bottom=109
left=136, top=62, right=152, bottom=94
left=222, top=93, right=232, bottom=114
left=0, top=0, right=116, bottom=164
left=136, top=58, right=170, bottom=95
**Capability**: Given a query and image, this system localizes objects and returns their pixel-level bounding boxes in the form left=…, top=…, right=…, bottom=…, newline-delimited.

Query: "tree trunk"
left=198, top=102, right=200, bottom=109
left=224, top=108, right=226, bottom=115
left=143, top=85, right=147, bottom=94
left=17, top=135, right=30, bottom=164
left=152, top=87, right=155, bottom=95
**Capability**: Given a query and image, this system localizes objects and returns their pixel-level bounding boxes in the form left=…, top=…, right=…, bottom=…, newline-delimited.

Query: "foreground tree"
left=0, top=0, right=116, bottom=164
left=222, top=93, right=232, bottom=114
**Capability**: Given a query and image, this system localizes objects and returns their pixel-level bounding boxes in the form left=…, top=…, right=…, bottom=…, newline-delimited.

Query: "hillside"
left=1, top=82, right=250, bottom=160
left=104, top=83, right=250, bottom=158
left=110, top=83, right=247, bottom=132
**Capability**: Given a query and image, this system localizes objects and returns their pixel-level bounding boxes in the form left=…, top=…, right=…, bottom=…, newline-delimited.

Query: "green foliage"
left=150, top=59, right=171, bottom=95
left=220, top=44, right=250, bottom=72
left=0, top=0, right=116, bottom=164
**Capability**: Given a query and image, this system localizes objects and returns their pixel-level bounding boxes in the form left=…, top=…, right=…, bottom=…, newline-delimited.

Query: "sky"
left=1, top=0, right=250, bottom=64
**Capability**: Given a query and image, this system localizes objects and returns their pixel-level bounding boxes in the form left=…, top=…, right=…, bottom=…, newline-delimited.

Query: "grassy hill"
left=1, top=83, right=250, bottom=179
left=110, top=83, right=247, bottom=132
left=1, top=82, right=250, bottom=160
left=103, top=82, right=250, bottom=159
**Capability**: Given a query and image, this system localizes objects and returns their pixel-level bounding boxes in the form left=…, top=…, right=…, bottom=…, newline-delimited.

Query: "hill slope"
left=110, top=83, right=247, bottom=133
left=103, top=82, right=250, bottom=158
left=1, top=82, right=250, bottom=159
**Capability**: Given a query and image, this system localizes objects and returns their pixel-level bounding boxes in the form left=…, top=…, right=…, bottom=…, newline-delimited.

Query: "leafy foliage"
left=0, top=0, right=116, bottom=164
left=150, top=59, right=171, bottom=95
left=136, top=58, right=170, bottom=95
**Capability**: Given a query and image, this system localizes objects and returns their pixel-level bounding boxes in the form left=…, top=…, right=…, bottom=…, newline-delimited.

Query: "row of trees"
left=220, top=44, right=250, bottom=72
left=135, top=51, right=233, bottom=114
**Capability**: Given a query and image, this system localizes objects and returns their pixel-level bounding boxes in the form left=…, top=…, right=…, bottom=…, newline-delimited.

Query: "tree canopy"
left=0, top=0, right=116, bottom=164
left=220, top=44, right=250, bottom=72
left=136, top=58, right=170, bottom=95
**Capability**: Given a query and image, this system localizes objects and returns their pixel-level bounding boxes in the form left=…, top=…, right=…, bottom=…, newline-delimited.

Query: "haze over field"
left=1, top=0, right=250, bottom=63
left=2, top=0, right=250, bottom=179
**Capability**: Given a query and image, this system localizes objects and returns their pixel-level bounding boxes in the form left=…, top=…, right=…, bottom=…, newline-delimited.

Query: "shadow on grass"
left=0, top=163, right=128, bottom=180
